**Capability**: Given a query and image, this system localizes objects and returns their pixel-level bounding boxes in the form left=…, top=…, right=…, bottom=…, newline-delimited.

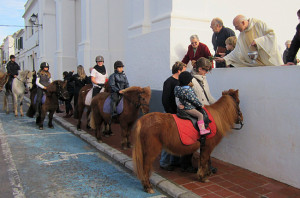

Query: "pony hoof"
left=77, top=128, right=81, bottom=131
left=39, top=127, right=43, bottom=130
left=49, top=126, right=54, bottom=129
left=97, top=139, right=103, bottom=143
left=122, top=145, right=127, bottom=150
left=15, top=115, right=18, bottom=117
left=144, top=188, right=155, bottom=194
left=127, top=143, right=132, bottom=148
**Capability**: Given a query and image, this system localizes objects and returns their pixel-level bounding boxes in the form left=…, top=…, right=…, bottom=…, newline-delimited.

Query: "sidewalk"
left=54, top=109, right=300, bottom=198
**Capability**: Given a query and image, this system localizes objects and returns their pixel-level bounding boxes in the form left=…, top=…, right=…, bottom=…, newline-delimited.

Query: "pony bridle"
left=231, top=96, right=244, bottom=130
left=124, top=92, right=149, bottom=115
left=17, top=75, right=33, bottom=89
left=55, top=82, right=68, bottom=99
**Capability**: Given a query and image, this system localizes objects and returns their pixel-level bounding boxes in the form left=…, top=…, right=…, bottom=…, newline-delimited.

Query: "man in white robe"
left=215, top=15, right=283, bottom=67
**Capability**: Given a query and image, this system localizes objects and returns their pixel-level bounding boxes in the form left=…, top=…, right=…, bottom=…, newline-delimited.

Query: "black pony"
left=27, top=80, right=69, bottom=130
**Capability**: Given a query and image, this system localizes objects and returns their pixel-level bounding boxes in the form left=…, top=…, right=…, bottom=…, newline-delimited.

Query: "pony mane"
left=206, top=89, right=239, bottom=136
left=122, top=86, right=142, bottom=93
left=18, top=70, right=30, bottom=80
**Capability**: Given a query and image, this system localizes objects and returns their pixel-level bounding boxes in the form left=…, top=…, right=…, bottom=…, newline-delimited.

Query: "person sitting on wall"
left=108, top=60, right=129, bottom=118
left=5, top=55, right=20, bottom=94
left=182, top=35, right=213, bottom=68
left=91, top=56, right=108, bottom=97
left=283, top=40, right=299, bottom=65
left=219, top=36, right=237, bottom=67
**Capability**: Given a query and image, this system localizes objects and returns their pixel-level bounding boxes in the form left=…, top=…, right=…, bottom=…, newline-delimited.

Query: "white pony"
left=3, top=70, right=34, bottom=116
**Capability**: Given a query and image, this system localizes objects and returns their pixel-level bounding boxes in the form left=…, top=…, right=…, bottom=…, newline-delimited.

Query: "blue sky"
left=0, top=0, right=27, bottom=43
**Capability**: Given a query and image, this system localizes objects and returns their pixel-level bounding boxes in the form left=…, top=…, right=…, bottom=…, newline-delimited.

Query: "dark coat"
left=161, top=76, right=179, bottom=114
left=182, top=43, right=212, bottom=65
left=6, top=61, right=20, bottom=76
left=70, top=74, right=89, bottom=94
left=212, top=27, right=235, bottom=53
left=108, top=71, right=129, bottom=93
left=287, top=24, right=300, bottom=63
left=64, top=72, right=75, bottom=94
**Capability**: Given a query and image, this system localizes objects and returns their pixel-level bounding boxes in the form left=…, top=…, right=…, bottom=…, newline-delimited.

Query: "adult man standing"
left=210, top=18, right=235, bottom=68
left=285, top=9, right=300, bottom=65
left=160, top=61, right=186, bottom=171
left=182, top=35, right=212, bottom=68
left=215, top=15, right=283, bottom=67
left=5, top=55, right=20, bottom=94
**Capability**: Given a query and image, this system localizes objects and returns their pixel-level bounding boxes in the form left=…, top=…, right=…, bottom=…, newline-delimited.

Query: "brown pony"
left=27, top=80, right=69, bottom=130
left=0, top=71, right=9, bottom=92
left=132, top=89, right=243, bottom=193
left=76, top=83, right=110, bottom=131
left=90, top=86, right=151, bottom=149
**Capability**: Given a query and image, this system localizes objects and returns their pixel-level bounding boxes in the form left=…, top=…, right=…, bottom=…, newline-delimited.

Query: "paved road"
left=0, top=97, right=167, bottom=198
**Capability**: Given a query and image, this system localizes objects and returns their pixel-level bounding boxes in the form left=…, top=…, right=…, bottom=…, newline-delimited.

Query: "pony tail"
left=89, top=109, right=96, bottom=129
left=132, top=120, right=145, bottom=181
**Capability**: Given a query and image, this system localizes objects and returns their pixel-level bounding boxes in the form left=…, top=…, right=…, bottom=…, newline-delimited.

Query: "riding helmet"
left=95, top=56, right=104, bottom=62
left=40, top=62, right=49, bottom=70
left=10, top=55, right=15, bottom=59
left=179, top=71, right=193, bottom=86
left=114, top=60, right=124, bottom=69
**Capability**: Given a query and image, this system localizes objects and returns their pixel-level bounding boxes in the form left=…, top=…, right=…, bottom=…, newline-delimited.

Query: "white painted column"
left=54, top=0, right=76, bottom=79
left=77, top=0, right=91, bottom=72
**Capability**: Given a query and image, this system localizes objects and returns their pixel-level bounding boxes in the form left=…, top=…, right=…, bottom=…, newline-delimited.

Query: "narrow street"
left=0, top=95, right=167, bottom=198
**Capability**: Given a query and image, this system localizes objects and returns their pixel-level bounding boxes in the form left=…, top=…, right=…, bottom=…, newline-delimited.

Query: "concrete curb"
left=24, top=97, right=200, bottom=198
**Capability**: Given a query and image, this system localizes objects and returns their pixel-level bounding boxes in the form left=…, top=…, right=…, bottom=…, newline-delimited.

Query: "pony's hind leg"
left=142, top=135, right=163, bottom=193
left=197, top=146, right=212, bottom=182
left=13, top=94, right=18, bottom=117
left=3, top=94, right=9, bottom=114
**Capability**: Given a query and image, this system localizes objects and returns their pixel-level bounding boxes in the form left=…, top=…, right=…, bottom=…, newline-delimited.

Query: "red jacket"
left=182, top=43, right=213, bottom=67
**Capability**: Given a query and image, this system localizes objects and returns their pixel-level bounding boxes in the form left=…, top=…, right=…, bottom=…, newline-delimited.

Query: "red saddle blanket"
left=172, top=107, right=217, bottom=145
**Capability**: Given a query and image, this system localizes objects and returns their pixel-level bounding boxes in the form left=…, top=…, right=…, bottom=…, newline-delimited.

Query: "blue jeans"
left=159, top=149, right=180, bottom=167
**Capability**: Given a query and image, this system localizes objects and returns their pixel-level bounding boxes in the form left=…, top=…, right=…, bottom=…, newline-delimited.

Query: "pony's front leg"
left=48, top=110, right=55, bottom=128
left=197, top=147, right=212, bottom=182
left=120, top=123, right=129, bottom=150
left=19, top=96, right=24, bottom=116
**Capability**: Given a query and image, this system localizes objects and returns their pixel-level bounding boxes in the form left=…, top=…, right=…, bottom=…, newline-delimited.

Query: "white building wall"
left=206, top=66, right=300, bottom=189
left=3, top=36, right=15, bottom=64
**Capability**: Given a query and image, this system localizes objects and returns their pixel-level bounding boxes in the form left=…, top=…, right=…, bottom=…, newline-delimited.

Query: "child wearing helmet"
left=108, top=60, right=129, bottom=117
left=174, top=71, right=210, bottom=135
left=35, top=62, right=52, bottom=116
left=91, top=55, right=108, bottom=97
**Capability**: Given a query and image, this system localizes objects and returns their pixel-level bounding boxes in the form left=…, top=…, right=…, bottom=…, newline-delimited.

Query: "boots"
left=197, top=120, right=210, bottom=135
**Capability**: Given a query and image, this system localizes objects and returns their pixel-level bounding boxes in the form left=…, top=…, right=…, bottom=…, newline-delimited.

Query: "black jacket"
left=64, top=72, right=75, bottom=94
left=162, top=76, right=179, bottom=114
left=287, top=23, right=300, bottom=63
left=6, top=61, right=20, bottom=76
left=108, top=71, right=129, bottom=93
left=70, top=74, right=89, bottom=94
left=212, top=27, right=235, bottom=53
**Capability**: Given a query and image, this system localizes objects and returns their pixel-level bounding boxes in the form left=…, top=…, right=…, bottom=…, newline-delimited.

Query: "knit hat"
left=179, top=71, right=193, bottom=86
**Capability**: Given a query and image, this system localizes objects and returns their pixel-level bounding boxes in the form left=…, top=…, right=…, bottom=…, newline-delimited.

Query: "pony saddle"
left=176, top=107, right=211, bottom=132
left=103, top=96, right=124, bottom=115
left=34, top=94, right=46, bottom=105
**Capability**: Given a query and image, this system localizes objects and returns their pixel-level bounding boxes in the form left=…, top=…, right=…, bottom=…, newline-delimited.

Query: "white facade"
left=16, top=0, right=300, bottom=189
left=13, top=29, right=25, bottom=71
left=207, top=66, right=300, bottom=189
left=2, top=36, right=15, bottom=70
